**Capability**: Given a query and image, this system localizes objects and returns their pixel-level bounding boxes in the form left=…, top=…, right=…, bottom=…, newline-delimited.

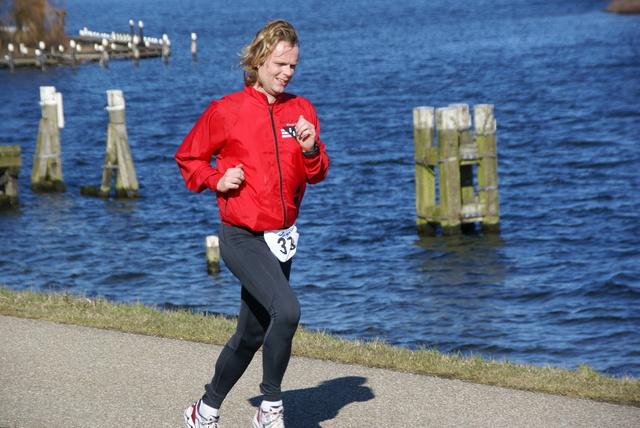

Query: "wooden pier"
left=0, top=25, right=170, bottom=70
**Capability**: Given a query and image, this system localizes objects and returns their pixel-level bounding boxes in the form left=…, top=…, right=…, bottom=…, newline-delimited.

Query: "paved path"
left=1, top=315, right=638, bottom=427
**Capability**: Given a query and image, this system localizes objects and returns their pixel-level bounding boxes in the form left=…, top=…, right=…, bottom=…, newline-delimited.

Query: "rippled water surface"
left=1, top=0, right=639, bottom=377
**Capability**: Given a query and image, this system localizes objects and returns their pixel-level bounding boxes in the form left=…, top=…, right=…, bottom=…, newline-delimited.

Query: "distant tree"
left=0, top=0, right=67, bottom=47
left=606, top=0, right=640, bottom=14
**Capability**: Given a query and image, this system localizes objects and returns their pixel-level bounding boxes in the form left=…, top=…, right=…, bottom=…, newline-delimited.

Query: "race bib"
left=264, top=225, right=299, bottom=262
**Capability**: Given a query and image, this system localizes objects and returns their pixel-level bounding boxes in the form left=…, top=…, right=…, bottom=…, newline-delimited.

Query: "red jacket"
left=175, top=85, right=330, bottom=232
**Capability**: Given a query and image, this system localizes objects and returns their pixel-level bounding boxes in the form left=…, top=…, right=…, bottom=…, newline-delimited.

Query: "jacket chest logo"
left=280, top=123, right=297, bottom=139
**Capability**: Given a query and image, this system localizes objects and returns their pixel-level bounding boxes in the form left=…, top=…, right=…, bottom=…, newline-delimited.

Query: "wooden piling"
left=436, top=107, right=463, bottom=235
left=37, top=41, right=46, bottom=72
left=451, top=103, right=477, bottom=234
left=206, top=235, right=220, bottom=274
left=99, top=39, right=109, bottom=68
left=129, top=20, right=135, bottom=42
left=413, top=103, right=500, bottom=235
left=162, top=34, right=171, bottom=64
left=7, top=43, right=15, bottom=74
left=474, top=104, right=500, bottom=232
left=131, top=36, right=140, bottom=66
left=31, top=86, right=65, bottom=192
left=99, top=89, right=139, bottom=199
left=70, top=40, right=77, bottom=70
left=138, top=21, right=145, bottom=46
left=413, top=106, right=436, bottom=236
left=451, top=105, right=474, bottom=205
left=0, top=144, right=21, bottom=208
left=191, top=33, right=197, bottom=63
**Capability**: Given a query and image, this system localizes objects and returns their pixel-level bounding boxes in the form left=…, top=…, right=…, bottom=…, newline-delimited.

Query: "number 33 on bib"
left=264, top=225, right=299, bottom=262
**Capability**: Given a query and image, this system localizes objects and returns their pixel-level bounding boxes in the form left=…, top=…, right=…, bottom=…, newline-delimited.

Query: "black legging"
left=203, top=223, right=301, bottom=408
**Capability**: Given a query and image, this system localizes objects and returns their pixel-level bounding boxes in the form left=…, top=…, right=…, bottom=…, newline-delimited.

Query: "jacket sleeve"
left=303, top=108, right=330, bottom=185
left=303, top=138, right=330, bottom=184
left=175, top=103, right=225, bottom=193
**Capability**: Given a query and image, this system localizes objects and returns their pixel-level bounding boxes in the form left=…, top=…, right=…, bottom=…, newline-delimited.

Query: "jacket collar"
left=244, top=85, right=291, bottom=106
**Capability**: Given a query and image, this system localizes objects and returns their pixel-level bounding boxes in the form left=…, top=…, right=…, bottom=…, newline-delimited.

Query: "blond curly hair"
left=239, top=20, right=299, bottom=86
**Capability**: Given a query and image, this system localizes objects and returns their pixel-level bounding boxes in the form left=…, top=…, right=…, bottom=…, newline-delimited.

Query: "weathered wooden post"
left=70, top=39, right=77, bottom=70
left=206, top=235, right=220, bottom=274
left=413, top=106, right=437, bottom=235
left=191, top=33, right=198, bottom=63
left=38, top=41, right=46, bottom=71
left=7, top=43, right=15, bottom=74
left=0, top=144, right=21, bottom=208
left=99, top=38, right=109, bottom=68
left=474, top=104, right=500, bottom=232
left=131, top=36, right=140, bottom=66
left=129, top=19, right=135, bottom=42
left=100, top=89, right=139, bottom=198
left=451, top=104, right=479, bottom=233
left=138, top=21, right=145, bottom=46
left=32, top=86, right=65, bottom=192
left=436, top=106, right=462, bottom=235
left=162, top=34, right=171, bottom=64
left=451, top=105, right=474, bottom=205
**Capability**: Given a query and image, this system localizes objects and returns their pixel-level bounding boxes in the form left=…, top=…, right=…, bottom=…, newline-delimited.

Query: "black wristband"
left=302, top=142, right=320, bottom=157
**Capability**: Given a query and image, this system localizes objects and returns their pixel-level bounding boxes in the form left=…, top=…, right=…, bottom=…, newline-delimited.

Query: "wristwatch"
left=302, top=142, right=320, bottom=157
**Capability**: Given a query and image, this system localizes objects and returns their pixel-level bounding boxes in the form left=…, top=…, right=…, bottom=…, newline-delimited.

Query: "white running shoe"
left=184, top=400, right=220, bottom=428
left=252, top=405, right=285, bottom=428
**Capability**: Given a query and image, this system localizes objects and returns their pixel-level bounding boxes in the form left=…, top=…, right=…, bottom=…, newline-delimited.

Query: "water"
left=1, top=0, right=639, bottom=377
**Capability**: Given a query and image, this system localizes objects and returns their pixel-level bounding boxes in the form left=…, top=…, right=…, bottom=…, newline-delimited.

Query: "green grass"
left=1, top=286, right=638, bottom=406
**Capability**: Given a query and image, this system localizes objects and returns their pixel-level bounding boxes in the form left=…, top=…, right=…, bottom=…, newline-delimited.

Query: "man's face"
left=254, top=41, right=299, bottom=103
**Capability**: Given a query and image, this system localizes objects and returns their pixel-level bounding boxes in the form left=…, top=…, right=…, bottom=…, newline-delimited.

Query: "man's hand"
left=295, top=115, right=316, bottom=152
left=217, top=164, right=244, bottom=193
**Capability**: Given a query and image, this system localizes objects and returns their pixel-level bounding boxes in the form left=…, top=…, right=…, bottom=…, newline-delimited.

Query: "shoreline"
left=1, top=286, right=638, bottom=406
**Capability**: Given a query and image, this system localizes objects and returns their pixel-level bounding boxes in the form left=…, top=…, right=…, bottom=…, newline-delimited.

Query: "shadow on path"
left=250, top=376, right=375, bottom=427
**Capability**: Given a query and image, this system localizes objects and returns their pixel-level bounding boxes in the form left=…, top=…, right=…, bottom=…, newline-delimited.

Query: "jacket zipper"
left=268, top=104, right=287, bottom=229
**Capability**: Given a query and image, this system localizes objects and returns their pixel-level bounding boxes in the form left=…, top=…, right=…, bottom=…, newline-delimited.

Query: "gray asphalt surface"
left=1, top=315, right=638, bottom=427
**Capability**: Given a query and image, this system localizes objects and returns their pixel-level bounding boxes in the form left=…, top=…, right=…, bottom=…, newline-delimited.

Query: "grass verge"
left=1, top=287, right=638, bottom=406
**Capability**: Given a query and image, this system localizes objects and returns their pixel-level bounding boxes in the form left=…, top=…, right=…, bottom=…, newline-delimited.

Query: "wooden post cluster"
left=2, top=86, right=144, bottom=203
left=206, top=235, right=220, bottom=274
left=100, top=90, right=139, bottom=198
left=413, top=104, right=499, bottom=235
left=32, top=86, right=65, bottom=192
left=0, top=144, right=21, bottom=207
